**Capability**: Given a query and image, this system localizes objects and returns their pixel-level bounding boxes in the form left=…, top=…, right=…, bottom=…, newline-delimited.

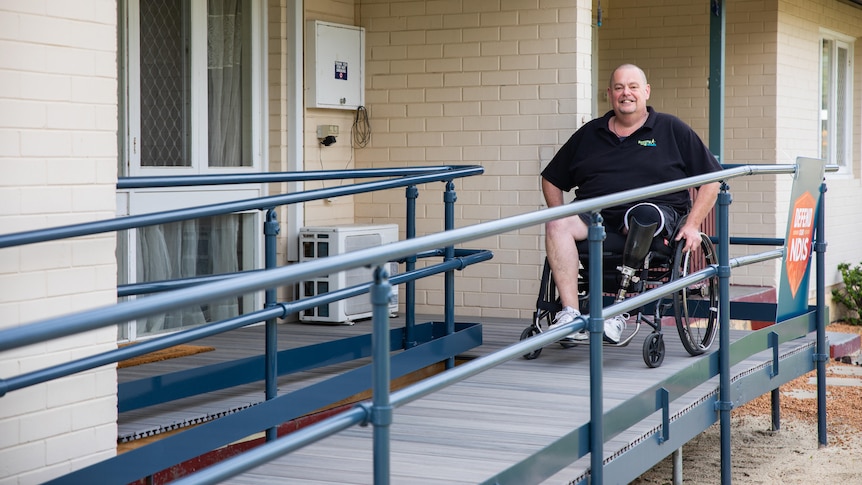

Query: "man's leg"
left=601, top=203, right=678, bottom=344
left=623, top=202, right=679, bottom=239
left=545, top=214, right=589, bottom=309
left=544, top=214, right=589, bottom=338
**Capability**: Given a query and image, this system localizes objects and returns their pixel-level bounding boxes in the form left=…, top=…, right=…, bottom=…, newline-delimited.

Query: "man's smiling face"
left=608, top=66, right=651, bottom=118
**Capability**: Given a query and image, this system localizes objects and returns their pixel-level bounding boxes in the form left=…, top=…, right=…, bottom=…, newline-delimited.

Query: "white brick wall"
left=0, top=1, right=118, bottom=483
left=283, top=1, right=862, bottom=316
left=300, top=2, right=364, bottom=228
left=772, top=0, right=862, bottom=299
left=347, top=0, right=594, bottom=319
left=596, top=0, right=862, bottom=291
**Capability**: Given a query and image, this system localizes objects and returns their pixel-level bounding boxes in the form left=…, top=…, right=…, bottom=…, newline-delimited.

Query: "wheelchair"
left=520, top=205, right=719, bottom=368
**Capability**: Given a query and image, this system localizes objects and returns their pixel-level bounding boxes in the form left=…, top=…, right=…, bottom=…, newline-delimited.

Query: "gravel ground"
left=632, top=323, right=862, bottom=484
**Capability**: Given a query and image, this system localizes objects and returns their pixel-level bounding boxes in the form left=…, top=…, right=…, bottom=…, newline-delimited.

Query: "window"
left=126, top=214, right=256, bottom=339
left=126, top=0, right=257, bottom=174
left=820, top=33, right=854, bottom=172
left=118, top=0, right=265, bottom=340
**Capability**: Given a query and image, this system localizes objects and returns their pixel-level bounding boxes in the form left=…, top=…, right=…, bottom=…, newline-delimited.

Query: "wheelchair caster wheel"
left=519, top=326, right=543, bottom=360
left=642, top=332, right=665, bottom=368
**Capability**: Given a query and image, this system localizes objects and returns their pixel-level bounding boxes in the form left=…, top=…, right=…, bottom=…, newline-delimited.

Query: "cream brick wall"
left=775, top=0, right=862, bottom=300
left=270, top=1, right=359, bottom=303
left=336, top=0, right=594, bottom=319
left=0, top=2, right=118, bottom=483
left=600, top=0, right=862, bottom=295
left=302, top=2, right=363, bottom=228
left=723, top=0, right=781, bottom=286
left=279, top=0, right=861, bottom=316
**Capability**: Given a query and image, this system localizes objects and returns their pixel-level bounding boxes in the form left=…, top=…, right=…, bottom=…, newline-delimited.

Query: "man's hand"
left=676, top=182, right=720, bottom=253
left=674, top=224, right=702, bottom=253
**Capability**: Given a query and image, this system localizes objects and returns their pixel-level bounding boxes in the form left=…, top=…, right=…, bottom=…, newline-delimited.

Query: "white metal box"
left=305, top=20, right=365, bottom=110
left=299, top=224, right=399, bottom=323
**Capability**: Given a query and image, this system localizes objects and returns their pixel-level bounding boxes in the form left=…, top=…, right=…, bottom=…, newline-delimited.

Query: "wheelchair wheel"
left=672, top=233, right=719, bottom=356
left=642, top=332, right=665, bottom=368
left=520, top=325, right=543, bottom=360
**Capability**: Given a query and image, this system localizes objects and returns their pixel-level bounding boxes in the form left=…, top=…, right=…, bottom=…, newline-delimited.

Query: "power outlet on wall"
left=317, top=125, right=339, bottom=138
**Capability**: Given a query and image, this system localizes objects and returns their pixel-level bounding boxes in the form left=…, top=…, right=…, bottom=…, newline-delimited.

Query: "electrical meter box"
left=306, top=20, right=365, bottom=110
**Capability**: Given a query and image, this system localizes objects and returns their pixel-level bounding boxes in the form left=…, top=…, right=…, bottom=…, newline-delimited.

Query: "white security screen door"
left=119, top=0, right=265, bottom=340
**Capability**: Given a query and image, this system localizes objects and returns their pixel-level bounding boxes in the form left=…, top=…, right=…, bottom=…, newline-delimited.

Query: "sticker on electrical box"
left=335, top=61, right=348, bottom=80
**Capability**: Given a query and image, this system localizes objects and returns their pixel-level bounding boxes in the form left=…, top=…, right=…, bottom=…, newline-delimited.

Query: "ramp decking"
left=118, top=315, right=814, bottom=484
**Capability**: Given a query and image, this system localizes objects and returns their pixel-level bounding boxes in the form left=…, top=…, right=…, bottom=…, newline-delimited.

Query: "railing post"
left=815, top=182, right=828, bottom=447
left=716, top=182, right=733, bottom=483
left=371, top=265, right=393, bottom=485
left=588, top=212, right=606, bottom=484
left=264, top=208, right=280, bottom=442
left=405, top=185, right=419, bottom=349
left=443, top=181, right=457, bottom=369
left=768, top=331, right=781, bottom=431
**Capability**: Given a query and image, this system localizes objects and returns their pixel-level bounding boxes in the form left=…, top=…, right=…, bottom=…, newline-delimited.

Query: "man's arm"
left=542, top=177, right=566, bottom=208
left=675, top=181, right=720, bottom=252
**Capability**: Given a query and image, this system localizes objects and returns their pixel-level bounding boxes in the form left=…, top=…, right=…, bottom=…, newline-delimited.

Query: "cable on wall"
left=352, top=105, right=371, bottom=148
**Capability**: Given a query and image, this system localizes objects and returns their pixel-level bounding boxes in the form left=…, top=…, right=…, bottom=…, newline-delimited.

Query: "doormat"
left=118, top=344, right=215, bottom=368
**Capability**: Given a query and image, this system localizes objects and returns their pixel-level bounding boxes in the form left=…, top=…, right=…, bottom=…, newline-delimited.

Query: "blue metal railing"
left=1, top=164, right=495, bottom=481
left=0, top=166, right=484, bottom=249
left=0, top=163, right=832, bottom=484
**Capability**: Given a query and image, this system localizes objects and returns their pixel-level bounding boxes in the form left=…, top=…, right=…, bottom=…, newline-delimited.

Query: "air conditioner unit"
left=299, top=224, right=399, bottom=324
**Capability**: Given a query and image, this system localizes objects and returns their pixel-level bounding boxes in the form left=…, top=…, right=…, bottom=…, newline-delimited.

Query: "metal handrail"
left=0, top=164, right=779, bottom=351
left=0, top=165, right=484, bottom=249
left=1, top=250, right=493, bottom=398
left=164, top=163, right=824, bottom=485
left=2, top=162, right=830, bottom=485
left=116, top=165, right=479, bottom=188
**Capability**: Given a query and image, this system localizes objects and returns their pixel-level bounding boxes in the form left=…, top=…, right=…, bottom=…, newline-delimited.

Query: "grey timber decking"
left=117, top=315, right=814, bottom=484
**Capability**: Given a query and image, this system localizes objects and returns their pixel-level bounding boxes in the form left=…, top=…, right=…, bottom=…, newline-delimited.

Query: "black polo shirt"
left=541, top=107, right=722, bottom=224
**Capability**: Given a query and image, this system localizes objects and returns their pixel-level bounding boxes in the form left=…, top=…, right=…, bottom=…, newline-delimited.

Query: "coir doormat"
left=118, top=344, right=215, bottom=368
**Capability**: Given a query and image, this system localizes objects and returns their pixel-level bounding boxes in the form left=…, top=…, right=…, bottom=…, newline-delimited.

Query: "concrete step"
left=828, top=331, right=861, bottom=359
left=726, top=285, right=861, bottom=359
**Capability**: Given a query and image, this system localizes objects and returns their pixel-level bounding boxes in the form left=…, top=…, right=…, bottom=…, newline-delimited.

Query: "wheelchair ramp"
left=208, top=326, right=815, bottom=484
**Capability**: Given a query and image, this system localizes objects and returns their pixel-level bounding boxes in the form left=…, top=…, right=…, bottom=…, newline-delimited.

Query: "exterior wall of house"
left=598, top=0, right=862, bottom=298
left=774, top=0, right=862, bottom=307
left=345, top=0, right=595, bottom=318
left=599, top=0, right=783, bottom=287
left=0, top=2, right=119, bottom=483
left=274, top=0, right=862, bottom=316
left=302, top=2, right=363, bottom=227
left=0, top=1, right=858, bottom=483
left=723, top=0, right=781, bottom=287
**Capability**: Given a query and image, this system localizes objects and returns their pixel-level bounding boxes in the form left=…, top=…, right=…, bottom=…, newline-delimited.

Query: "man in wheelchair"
left=541, top=64, right=722, bottom=344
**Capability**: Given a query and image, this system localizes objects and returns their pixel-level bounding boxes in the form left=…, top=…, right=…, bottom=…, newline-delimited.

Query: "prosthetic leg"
left=615, top=215, right=659, bottom=303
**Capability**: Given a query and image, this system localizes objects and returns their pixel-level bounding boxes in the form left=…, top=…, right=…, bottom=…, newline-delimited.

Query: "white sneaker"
left=571, top=329, right=589, bottom=341
left=603, top=313, right=629, bottom=344
left=549, top=306, right=581, bottom=340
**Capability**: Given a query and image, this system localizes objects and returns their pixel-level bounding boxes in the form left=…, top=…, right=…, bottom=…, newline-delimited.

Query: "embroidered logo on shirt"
left=638, top=139, right=657, bottom=147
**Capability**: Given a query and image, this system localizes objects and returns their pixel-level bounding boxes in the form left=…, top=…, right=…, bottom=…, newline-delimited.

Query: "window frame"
left=819, top=29, right=855, bottom=175
left=122, top=0, right=264, bottom=177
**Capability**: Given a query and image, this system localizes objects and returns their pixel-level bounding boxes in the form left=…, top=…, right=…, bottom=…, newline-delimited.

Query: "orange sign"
left=785, top=191, right=816, bottom=298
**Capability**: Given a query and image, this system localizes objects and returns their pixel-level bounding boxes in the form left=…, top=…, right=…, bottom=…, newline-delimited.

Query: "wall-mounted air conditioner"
left=299, top=224, right=399, bottom=324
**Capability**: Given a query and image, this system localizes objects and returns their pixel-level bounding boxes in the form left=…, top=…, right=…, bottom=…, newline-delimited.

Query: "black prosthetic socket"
left=622, top=216, right=658, bottom=269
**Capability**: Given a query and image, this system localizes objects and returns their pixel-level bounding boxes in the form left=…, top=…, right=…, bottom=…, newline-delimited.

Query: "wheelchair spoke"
left=673, top=233, right=719, bottom=356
